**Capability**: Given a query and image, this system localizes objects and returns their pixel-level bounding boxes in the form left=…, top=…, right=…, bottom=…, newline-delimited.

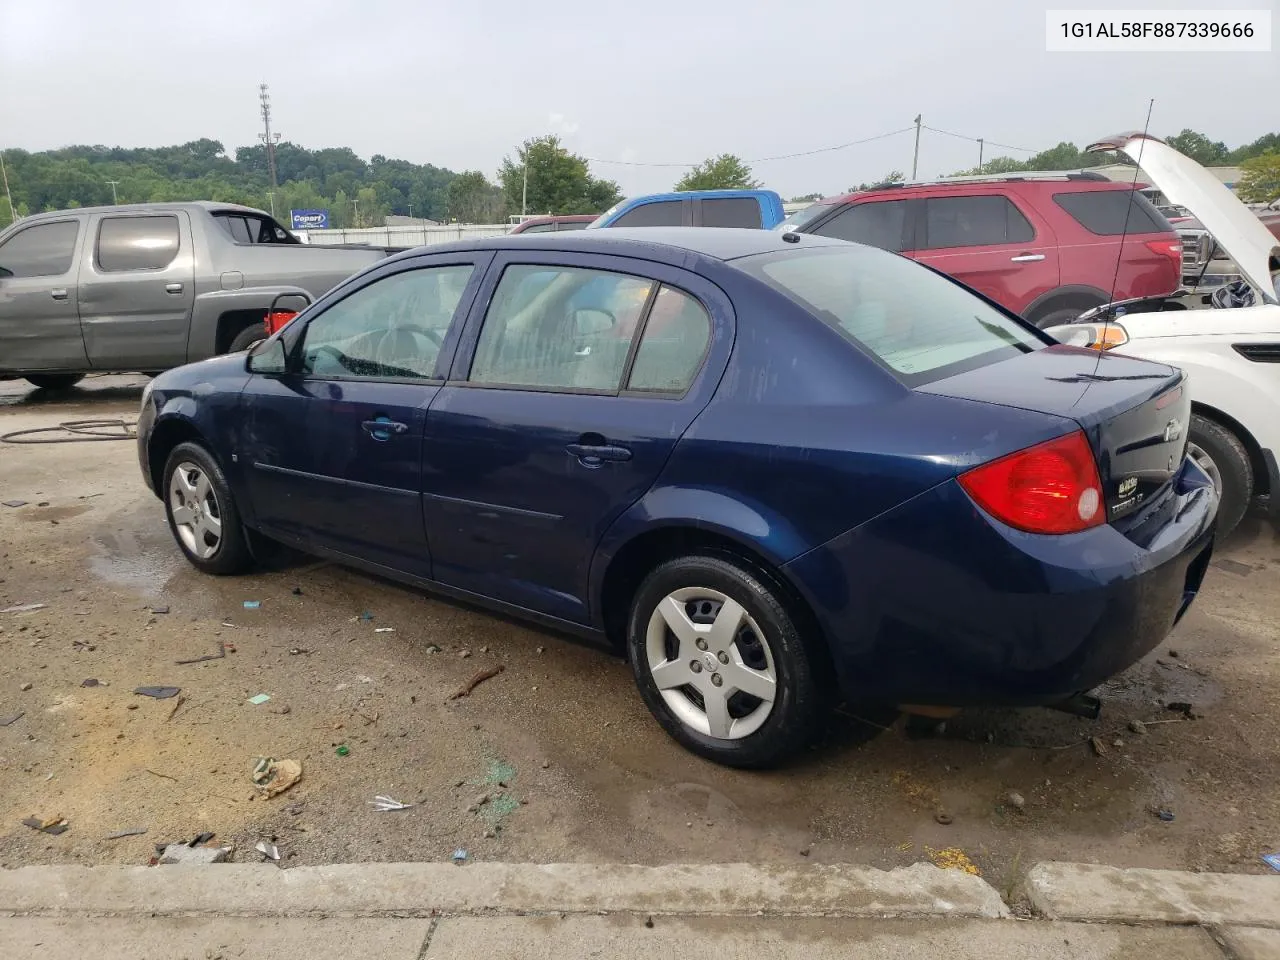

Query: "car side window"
left=626, top=286, right=711, bottom=394
left=469, top=264, right=655, bottom=392
left=922, top=196, right=1034, bottom=249
left=612, top=201, right=683, bottom=228
left=700, top=198, right=762, bottom=229
left=300, top=264, right=474, bottom=380
left=519, top=222, right=555, bottom=234
left=814, top=201, right=908, bottom=251
left=0, top=221, right=80, bottom=278
left=97, top=216, right=180, bottom=272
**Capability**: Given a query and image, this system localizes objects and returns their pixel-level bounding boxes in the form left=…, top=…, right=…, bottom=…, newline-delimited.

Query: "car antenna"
left=1096, top=98, right=1155, bottom=378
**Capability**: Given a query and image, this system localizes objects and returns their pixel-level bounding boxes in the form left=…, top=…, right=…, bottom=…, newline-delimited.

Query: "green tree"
left=1229, top=134, right=1280, bottom=164
left=1238, top=151, right=1280, bottom=203
left=790, top=192, right=822, bottom=203
left=498, top=135, right=621, bottom=216
left=447, top=170, right=504, bottom=223
left=673, top=154, right=760, bottom=191
left=848, top=170, right=905, bottom=192
left=1165, top=129, right=1229, bottom=166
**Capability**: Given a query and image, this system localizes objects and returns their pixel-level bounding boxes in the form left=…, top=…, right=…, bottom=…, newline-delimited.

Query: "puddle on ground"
left=89, top=520, right=182, bottom=597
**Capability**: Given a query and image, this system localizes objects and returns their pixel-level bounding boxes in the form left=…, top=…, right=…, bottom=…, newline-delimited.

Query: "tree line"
left=2, top=128, right=1277, bottom=230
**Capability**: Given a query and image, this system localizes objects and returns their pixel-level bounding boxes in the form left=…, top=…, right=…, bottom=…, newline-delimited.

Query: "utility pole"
left=267, top=192, right=276, bottom=217
left=0, top=150, right=15, bottom=225
left=977, top=138, right=984, bottom=175
left=105, top=180, right=121, bottom=204
left=258, top=83, right=281, bottom=190
left=352, top=197, right=359, bottom=228
left=521, top=162, right=528, bottom=218
left=911, top=115, right=922, bottom=180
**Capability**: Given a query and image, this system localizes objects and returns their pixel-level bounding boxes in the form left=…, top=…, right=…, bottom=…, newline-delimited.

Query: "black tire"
left=1188, top=414, right=1253, bottom=539
left=228, top=323, right=266, bottom=353
left=161, top=441, right=254, bottom=575
left=1028, top=303, right=1100, bottom=330
left=25, top=373, right=85, bottom=391
left=627, top=555, right=824, bottom=768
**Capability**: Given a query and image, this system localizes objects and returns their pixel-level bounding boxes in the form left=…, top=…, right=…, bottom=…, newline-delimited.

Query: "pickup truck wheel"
left=1187, top=414, right=1252, bottom=539
left=25, top=373, right=85, bottom=391
left=162, top=442, right=253, bottom=575
left=1028, top=303, right=1100, bottom=330
left=228, top=325, right=266, bottom=353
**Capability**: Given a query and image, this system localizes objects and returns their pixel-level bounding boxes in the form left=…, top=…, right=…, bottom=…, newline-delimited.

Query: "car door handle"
left=361, top=419, right=409, bottom=439
left=50, top=288, right=69, bottom=300
left=165, top=282, right=184, bottom=294
left=566, top=442, right=632, bottom=465
left=1010, top=254, right=1045, bottom=263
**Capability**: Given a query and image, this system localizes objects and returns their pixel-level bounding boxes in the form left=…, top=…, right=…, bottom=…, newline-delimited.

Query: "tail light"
left=266, top=310, right=298, bottom=335
left=1145, top=238, right=1183, bottom=272
left=958, top=431, right=1104, bottom=535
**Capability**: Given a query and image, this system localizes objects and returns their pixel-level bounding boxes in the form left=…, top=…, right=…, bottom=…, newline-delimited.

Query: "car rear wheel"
left=162, top=442, right=254, bottom=575
left=228, top=324, right=266, bottom=353
left=627, top=555, right=823, bottom=768
left=25, top=373, right=85, bottom=391
left=1187, top=414, right=1252, bottom=539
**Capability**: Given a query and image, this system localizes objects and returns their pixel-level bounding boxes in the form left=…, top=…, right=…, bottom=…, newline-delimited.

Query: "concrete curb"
left=0, top=862, right=1009, bottom=920
left=1025, top=862, right=1280, bottom=928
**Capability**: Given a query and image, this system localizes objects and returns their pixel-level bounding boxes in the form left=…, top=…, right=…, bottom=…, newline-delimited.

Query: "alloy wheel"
left=1186, top=441, right=1223, bottom=498
left=645, top=586, right=777, bottom=740
left=169, top=461, right=223, bottom=560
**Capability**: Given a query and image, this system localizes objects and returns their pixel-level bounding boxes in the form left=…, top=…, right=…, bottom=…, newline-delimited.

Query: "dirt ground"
left=1, top=374, right=1277, bottom=888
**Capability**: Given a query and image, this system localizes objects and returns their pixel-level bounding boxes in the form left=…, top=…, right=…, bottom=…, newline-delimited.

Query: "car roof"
left=22, top=200, right=269, bottom=220
left=821, top=176, right=1148, bottom=205
left=624, top=189, right=774, bottom=203
left=394, top=227, right=847, bottom=265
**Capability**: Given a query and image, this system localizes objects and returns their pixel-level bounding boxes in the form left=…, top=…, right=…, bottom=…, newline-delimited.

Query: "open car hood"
left=1088, top=133, right=1279, bottom=305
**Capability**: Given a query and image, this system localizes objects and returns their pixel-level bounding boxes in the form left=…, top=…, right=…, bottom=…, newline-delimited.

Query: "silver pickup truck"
left=0, top=201, right=401, bottom=390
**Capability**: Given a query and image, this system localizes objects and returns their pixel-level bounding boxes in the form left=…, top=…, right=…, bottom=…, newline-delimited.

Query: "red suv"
left=784, top=173, right=1183, bottom=327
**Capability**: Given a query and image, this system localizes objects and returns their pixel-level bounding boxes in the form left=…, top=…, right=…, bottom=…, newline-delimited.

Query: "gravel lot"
left=1, top=374, right=1277, bottom=886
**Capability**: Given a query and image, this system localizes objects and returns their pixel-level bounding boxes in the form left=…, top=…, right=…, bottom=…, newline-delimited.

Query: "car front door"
left=609, top=199, right=691, bottom=228
left=77, top=212, right=196, bottom=370
left=0, top=218, right=88, bottom=373
left=422, top=251, right=728, bottom=624
left=238, top=254, right=489, bottom=577
left=909, top=194, right=1059, bottom=314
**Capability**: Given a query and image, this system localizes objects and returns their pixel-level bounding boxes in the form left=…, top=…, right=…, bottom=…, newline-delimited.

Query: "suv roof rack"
left=861, top=170, right=1113, bottom=191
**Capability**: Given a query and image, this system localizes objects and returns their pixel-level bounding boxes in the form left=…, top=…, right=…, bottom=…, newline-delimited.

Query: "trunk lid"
left=919, top=344, right=1188, bottom=524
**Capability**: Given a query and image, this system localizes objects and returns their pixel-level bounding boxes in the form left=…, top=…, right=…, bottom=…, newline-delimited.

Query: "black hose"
left=0, top=418, right=137, bottom=444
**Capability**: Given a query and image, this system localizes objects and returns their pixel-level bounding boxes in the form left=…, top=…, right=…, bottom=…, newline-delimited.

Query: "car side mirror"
left=247, top=337, right=288, bottom=375
left=572, top=307, right=615, bottom=336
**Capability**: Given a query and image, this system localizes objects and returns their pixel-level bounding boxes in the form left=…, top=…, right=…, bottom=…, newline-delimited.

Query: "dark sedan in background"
left=137, top=228, right=1216, bottom=767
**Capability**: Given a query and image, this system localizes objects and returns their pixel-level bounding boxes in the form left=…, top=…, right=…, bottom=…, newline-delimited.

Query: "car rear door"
left=77, top=211, right=195, bottom=370
left=422, top=250, right=730, bottom=624
left=909, top=194, right=1059, bottom=315
left=0, top=218, right=88, bottom=373
left=696, top=197, right=763, bottom=228
left=238, top=253, right=490, bottom=578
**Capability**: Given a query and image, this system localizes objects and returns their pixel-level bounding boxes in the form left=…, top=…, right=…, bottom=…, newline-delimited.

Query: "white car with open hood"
left=1049, top=133, right=1280, bottom=539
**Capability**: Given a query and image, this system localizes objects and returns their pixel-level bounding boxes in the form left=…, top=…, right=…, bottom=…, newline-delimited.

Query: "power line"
left=922, top=124, right=1036, bottom=154
left=585, top=126, right=915, bottom=168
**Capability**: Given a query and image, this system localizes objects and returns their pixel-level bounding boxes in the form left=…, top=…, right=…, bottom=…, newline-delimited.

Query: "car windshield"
left=737, top=245, right=1045, bottom=386
left=776, top=202, right=837, bottom=232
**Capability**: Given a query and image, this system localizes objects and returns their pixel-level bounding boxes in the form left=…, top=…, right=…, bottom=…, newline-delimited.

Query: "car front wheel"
left=627, top=555, right=824, bottom=768
left=1187, top=414, right=1253, bottom=539
left=162, top=442, right=254, bottom=575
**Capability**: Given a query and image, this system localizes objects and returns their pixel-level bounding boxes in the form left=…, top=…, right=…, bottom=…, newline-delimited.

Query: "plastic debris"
left=370, top=795, right=415, bottom=811
left=288, top=647, right=311, bottom=656
left=359, top=610, right=374, bottom=621
left=449, top=665, right=505, bottom=701
left=1, top=500, right=28, bottom=508
left=176, top=642, right=227, bottom=665
left=150, top=605, right=170, bottom=615
left=243, top=600, right=261, bottom=609
left=1155, top=808, right=1176, bottom=822
left=2, top=603, right=47, bottom=614
left=0, top=712, right=24, bottom=726
left=134, top=686, right=181, bottom=699
left=1263, top=854, right=1280, bottom=873
left=335, top=745, right=349, bottom=757
left=255, top=840, right=281, bottom=861
left=248, top=694, right=271, bottom=705
left=374, top=627, right=395, bottom=633
left=452, top=848, right=469, bottom=864
left=105, top=827, right=148, bottom=840
left=22, top=815, right=68, bottom=835
left=251, top=757, right=302, bottom=798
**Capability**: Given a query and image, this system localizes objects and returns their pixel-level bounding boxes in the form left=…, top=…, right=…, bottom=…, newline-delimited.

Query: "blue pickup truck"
left=589, top=189, right=786, bottom=230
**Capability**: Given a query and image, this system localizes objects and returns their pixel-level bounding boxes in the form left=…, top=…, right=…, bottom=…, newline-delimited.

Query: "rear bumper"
left=784, top=459, right=1217, bottom=706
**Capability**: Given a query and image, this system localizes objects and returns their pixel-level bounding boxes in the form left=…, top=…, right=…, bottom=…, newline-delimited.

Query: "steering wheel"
left=393, top=325, right=445, bottom=348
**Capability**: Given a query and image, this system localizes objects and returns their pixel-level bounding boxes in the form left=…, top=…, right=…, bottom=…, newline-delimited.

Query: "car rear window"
left=738, top=245, right=1044, bottom=387
left=96, top=215, right=180, bottom=272
left=1052, top=190, right=1171, bottom=236
left=922, top=195, right=1034, bottom=248
left=700, top=197, right=762, bottom=229
left=611, top=201, right=683, bottom=227
left=812, top=200, right=909, bottom=251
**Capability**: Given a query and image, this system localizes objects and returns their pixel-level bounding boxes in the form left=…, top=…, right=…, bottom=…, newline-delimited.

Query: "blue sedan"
left=136, top=228, right=1217, bottom=767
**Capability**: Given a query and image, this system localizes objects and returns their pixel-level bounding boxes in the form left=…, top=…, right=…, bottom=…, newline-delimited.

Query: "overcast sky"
left=1, top=0, right=1275, bottom=199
